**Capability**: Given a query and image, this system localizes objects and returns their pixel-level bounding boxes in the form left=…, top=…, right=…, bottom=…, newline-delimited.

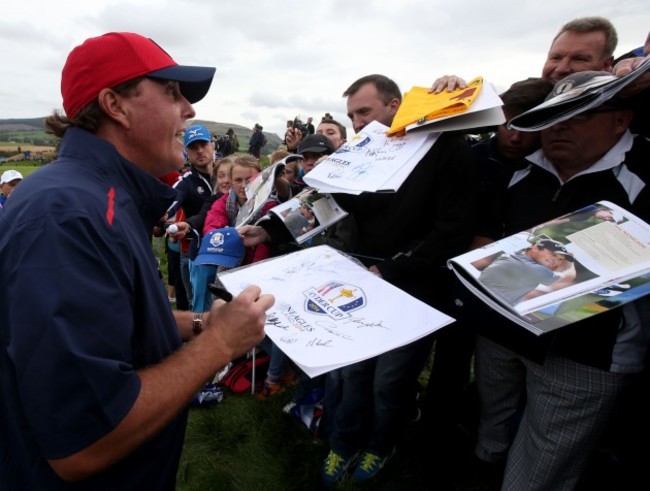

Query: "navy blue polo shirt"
left=0, top=128, right=186, bottom=489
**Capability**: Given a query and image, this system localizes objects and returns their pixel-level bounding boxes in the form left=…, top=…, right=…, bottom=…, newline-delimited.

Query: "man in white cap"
left=0, top=32, right=274, bottom=489
left=0, top=169, right=23, bottom=209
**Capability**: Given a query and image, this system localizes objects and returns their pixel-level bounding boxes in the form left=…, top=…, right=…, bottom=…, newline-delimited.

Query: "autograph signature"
left=266, top=314, right=290, bottom=330
left=306, top=337, right=333, bottom=348
left=315, top=321, right=354, bottom=340
left=343, top=318, right=388, bottom=329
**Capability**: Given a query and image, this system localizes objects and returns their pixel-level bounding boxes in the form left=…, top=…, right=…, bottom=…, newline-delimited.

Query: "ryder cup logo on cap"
left=61, top=32, right=216, bottom=119
left=184, top=125, right=211, bottom=147
left=194, top=227, right=245, bottom=267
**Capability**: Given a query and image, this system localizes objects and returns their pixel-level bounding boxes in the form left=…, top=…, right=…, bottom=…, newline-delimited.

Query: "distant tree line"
left=0, top=131, right=57, bottom=147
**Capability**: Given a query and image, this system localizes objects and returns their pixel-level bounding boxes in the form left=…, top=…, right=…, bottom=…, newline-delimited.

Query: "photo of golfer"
left=284, top=202, right=318, bottom=238
left=475, top=239, right=581, bottom=306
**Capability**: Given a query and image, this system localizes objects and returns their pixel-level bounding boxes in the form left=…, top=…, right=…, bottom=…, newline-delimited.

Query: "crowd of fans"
left=1, top=16, right=649, bottom=491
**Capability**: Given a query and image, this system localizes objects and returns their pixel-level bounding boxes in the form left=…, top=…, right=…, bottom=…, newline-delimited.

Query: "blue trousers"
left=326, top=334, right=434, bottom=456
left=189, top=263, right=217, bottom=313
left=259, top=335, right=289, bottom=380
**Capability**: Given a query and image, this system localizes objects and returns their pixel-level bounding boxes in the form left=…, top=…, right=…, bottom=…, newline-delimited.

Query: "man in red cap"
left=0, top=32, right=274, bottom=489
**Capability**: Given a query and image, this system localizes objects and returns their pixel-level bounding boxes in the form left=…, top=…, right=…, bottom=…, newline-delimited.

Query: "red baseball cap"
left=61, top=32, right=216, bottom=119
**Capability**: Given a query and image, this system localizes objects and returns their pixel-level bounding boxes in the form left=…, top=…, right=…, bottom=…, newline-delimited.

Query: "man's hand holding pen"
left=201, top=285, right=275, bottom=361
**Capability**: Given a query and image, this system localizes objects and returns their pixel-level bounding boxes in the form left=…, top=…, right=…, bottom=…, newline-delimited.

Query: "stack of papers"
left=388, top=77, right=505, bottom=136
left=303, top=121, right=438, bottom=194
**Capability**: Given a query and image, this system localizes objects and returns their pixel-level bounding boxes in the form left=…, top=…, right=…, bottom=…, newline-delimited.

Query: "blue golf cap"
left=184, top=125, right=211, bottom=148
left=194, top=228, right=245, bottom=268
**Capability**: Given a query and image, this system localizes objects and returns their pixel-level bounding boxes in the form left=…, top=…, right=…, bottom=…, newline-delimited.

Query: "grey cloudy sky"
left=1, top=0, right=647, bottom=137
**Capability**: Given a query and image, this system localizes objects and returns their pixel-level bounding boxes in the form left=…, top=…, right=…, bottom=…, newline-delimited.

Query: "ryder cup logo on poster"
left=304, top=281, right=366, bottom=319
left=337, top=133, right=372, bottom=154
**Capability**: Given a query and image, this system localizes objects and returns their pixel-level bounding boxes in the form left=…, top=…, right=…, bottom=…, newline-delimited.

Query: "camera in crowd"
left=292, top=116, right=309, bottom=138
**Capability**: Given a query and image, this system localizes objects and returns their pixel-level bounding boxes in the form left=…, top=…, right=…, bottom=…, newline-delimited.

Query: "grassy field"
left=0, top=163, right=46, bottom=176
left=0, top=142, right=56, bottom=163
left=0, top=129, right=57, bottom=147
left=175, top=364, right=440, bottom=491
left=177, top=390, right=328, bottom=491
left=0, top=142, right=55, bottom=151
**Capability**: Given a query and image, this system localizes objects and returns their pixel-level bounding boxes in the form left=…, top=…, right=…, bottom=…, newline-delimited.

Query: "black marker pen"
left=208, top=283, right=233, bottom=303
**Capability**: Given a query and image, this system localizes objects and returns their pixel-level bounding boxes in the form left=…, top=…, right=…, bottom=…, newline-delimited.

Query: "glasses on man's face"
left=567, top=107, right=620, bottom=123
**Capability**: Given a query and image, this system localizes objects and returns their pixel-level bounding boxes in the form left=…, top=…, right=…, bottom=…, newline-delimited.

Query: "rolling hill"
left=0, top=117, right=283, bottom=153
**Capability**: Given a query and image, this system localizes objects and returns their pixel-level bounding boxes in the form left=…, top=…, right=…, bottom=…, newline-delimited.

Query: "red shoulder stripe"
left=106, top=187, right=115, bottom=226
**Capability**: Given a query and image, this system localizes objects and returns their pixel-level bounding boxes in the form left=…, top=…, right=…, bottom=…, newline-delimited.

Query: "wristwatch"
left=193, top=313, right=203, bottom=336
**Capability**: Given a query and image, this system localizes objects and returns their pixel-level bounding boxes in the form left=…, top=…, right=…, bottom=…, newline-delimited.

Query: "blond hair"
left=270, top=149, right=291, bottom=164
left=213, top=156, right=235, bottom=179
left=232, top=154, right=262, bottom=173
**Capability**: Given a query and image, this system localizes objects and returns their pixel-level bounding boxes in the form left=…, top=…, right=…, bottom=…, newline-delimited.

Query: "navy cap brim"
left=148, top=65, right=216, bottom=103
left=184, top=137, right=211, bottom=148
left=193, top=253, right=242, bottom=268
left=283, top=154, right=304, bottom=163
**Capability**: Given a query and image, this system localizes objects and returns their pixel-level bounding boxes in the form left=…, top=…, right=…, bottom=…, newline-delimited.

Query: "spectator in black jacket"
left=248, top=123, right=265, bottom=158
left=168, top=124, right=215, bottom=308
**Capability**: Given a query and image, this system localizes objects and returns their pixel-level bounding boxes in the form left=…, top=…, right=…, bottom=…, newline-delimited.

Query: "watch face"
left=193, top=314, right=203, bottom=335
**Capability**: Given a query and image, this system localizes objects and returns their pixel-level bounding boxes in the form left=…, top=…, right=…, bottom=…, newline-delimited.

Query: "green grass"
left=177, top=391, right=328, bottom=491
left=0, top=131, right=56, bottom=146
left=176, top=383, right=436, bottom=491
left=0, top=163, right=45, bottom=177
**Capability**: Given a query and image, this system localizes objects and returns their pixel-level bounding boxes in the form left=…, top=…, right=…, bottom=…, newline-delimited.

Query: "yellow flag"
left=387, top=77, right=484, bottom=136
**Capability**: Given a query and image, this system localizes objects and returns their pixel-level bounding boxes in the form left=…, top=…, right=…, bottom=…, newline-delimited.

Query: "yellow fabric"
left=387, top=76, right=484, bottom=136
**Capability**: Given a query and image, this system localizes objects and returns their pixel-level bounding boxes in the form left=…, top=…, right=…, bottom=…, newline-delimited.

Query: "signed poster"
left=217, top=245, right=454, bottom=377
left=303, top=121, right=438, bottom=194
